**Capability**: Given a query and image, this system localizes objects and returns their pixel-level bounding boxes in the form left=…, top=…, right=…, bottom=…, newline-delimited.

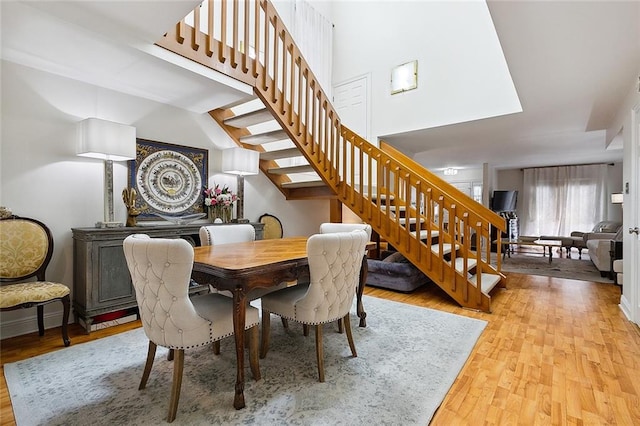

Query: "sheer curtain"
left=293, top=0, right=333, bottom=96
left=521, top=164, right=608, bottom=236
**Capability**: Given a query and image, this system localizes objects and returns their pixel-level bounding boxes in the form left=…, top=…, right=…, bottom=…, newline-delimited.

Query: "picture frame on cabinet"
left=128, top=138, right=208, bottom=220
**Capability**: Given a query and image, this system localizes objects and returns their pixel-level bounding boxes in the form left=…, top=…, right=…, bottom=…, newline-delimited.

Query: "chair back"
left=199, top=224, right=255, bottom=246
left=258, top=213, right=284, bottom=239
left=0, top=216, right=53, bottom=283
left=319, top=222, right=372, bottom=240
left=123, top=234, right=212, bottom=349
left=296, top=230, right=368, bottom=324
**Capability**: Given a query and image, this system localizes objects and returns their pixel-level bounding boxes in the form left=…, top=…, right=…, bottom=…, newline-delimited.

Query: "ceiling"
left=383, top=0, right=640, bottom=171
left=1, top=0, right=252, bottom=114
left=2, top=1, right=639, bottom=173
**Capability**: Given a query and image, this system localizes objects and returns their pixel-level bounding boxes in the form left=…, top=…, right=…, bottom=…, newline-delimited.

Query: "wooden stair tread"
left=267, top=165, right=316, bottom=175
left=224, top=108, right=273, bottom=128
left=261, top=148, right=304, bottom=161
left=240, top=129, right=288, bottom=144
left=419, top=230, right=440, bottom=240
left=449, top=257, right=478, bottom=272
left=281, top=180, right=326, bottom=189
left=398, top=217, right=425, bottom=225
left=431, top=243, right=459, bottom=255
left=470, top=273, right=501, bottom=294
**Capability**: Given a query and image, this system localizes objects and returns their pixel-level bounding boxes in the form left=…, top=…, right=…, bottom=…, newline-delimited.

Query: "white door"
left=333, top=75, right=369, bottom=140
left=628, top=105, right=640, bottom=325
left=334, top=75, right=370, bottom=188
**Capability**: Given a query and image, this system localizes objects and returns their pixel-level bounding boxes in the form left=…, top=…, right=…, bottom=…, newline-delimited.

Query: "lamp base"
left=95, top=221, right=125, bottom=229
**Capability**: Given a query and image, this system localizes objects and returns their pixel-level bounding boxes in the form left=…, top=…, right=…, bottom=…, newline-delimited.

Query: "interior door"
left=334, top=74, right=370, bottom=188
left=629, top=105, right=640, bottom=325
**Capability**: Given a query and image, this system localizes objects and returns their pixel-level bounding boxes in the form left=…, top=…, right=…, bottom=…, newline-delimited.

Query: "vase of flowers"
left=204, top=184, right=238, bottom=223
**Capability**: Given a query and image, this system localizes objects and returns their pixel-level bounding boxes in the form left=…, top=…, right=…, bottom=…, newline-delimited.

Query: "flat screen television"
left=491, top=190, right=518, bottom=212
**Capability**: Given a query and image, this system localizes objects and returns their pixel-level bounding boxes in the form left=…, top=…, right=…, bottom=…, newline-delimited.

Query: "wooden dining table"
left=191, top=236, right=371, bottom=409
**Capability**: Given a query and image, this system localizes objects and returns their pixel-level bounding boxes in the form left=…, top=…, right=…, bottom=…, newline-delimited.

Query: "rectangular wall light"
left=391, top=60, right=418, bottom=94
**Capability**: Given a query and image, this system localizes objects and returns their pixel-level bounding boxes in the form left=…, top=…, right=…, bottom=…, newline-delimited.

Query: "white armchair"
left=123, top=234, right=261, bottom=422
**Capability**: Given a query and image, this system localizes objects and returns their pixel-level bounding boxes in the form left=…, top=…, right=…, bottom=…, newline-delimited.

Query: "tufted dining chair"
left=319, top=222, right=372, bottom=240
left=199, top=223, right=256, bottom=246
left=0, top=215, right=71, bottom=347
left=259, top=230, right=368, bottom=382
left=199, top=224, right=290, bottom=337
left=319, top=222, right=372, bottom=333
left=123, top=234, right=260, bottom=423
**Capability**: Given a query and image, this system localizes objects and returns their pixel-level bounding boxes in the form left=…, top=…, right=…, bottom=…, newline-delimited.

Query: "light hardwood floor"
left=1, top=272, right=639, bottom=425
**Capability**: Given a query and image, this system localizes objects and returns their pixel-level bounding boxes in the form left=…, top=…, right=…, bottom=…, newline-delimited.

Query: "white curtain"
left=521, top=164, right=608, bottom=236
left=293, top=0, right=333, bottom=96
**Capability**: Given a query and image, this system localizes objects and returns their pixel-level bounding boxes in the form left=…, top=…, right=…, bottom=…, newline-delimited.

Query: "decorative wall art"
left=128, top=139, right=208, bottom=220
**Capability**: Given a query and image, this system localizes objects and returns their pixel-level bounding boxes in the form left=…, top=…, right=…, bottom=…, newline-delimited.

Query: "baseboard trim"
left=0, top=310, right=67, bottom=340
left=619, top=294, right=632, bottom=321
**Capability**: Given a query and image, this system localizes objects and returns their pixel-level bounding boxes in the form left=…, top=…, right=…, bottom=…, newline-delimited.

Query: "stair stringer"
left=155, top=0, right=508, bottom=312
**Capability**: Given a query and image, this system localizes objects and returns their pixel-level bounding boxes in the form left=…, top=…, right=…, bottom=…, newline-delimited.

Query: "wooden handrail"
left=156, top=0, right=506, bottom=312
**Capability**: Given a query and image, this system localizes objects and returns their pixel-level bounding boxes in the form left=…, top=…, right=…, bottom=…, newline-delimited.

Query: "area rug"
left=4, top=296, right=486, bottom=426
left=500, top=254, right=613, bottom=283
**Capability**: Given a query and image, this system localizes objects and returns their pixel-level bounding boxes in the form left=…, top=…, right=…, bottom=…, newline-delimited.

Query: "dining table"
left=191, top=236, right=371, bottom=409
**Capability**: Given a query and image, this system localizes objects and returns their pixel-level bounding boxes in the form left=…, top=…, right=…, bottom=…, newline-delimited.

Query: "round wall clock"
left=136, top=150, right=203, bottom=214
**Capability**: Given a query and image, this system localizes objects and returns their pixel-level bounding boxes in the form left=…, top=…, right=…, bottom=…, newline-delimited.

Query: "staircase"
left=155, top=0, right=507, bottom=312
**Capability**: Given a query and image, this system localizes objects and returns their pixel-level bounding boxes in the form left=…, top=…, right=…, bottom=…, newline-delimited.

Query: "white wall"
left=0, top=61, right=328, bottom=338
left=331, top=1, right=520, bottom=143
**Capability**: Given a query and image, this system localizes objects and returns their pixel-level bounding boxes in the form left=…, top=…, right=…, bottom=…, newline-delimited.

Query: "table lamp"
left=77, top=118, right=136, bottom=228
left=221, top=146, right=260, bottom=222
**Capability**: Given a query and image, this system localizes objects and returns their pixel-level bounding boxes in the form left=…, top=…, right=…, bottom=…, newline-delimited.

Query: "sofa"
left=366, top=251, right=431, bottom=292
left=586, top=228, right=623, bottom=276
left=570, top=220, right=622, bottom=258
left=613, top=259, right=623, bottom=286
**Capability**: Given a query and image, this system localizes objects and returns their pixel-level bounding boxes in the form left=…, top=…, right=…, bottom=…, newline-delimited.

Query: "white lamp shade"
left=77, top=118, right=136, bottom=161
left=221, top=147, right=259, bottom=176
left=611, top=193, right=624, bottom=204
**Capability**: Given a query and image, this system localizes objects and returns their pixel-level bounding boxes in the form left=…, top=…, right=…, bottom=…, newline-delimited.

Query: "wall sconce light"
left=221, top=147, right=260, bottom=222
left=611, top=193, right=624, bottom=204
left=77, top=118, right=136, bottom=228
left=391, top=60, right=418, bottom=95
left=443, top=168, right=458, bottom=176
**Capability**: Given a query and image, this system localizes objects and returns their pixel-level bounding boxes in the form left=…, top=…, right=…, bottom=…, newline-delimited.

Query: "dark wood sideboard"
left=71, top=222, right=264, bottom=332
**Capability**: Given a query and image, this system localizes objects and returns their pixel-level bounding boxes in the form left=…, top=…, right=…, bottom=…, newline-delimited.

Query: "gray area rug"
left=5, top=296, right=486, bottom=426
left=499, top=253, right=613, bottom=283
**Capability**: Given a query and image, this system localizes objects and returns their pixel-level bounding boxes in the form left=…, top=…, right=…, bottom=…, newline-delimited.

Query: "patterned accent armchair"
left=0, top=215, right=70, bottom=346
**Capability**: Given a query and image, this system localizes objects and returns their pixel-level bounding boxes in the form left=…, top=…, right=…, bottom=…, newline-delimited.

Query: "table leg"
left=232, top=288, right=247, bottom=409
left=548, top=246, right=553, bottom=263
left=357, top=254, right=368, bottom=327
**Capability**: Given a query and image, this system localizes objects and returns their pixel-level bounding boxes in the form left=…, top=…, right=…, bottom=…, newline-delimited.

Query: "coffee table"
left=499, top=238, right=564, bottom=263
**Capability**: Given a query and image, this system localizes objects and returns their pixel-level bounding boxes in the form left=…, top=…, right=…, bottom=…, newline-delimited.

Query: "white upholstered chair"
left=199, top=224, right=289, bottom=299
left=319, top=222, right=372, bottom=240
left=199, top=223, right=256, bottom=246
left=123, top=234, right=260, bottom=423
left=319, top=222, right=372, bottom=332
left=0, top=215, right=71, bottom=347
left=199, top=224, right=289, bottom=338
left=259, top=230, right=368, bottom=382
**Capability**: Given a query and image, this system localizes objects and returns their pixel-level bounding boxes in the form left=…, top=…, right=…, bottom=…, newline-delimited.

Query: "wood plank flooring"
left=1, top=272, right=639, bottom=425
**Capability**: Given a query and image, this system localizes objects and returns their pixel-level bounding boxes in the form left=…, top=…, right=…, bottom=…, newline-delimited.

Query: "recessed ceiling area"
left=382, top=0, right=639, bottom=171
